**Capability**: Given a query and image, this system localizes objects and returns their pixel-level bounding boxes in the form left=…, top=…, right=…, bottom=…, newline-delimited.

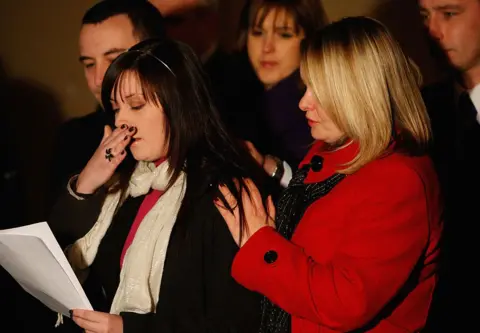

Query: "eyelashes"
left=131, top=104, right=145, bottom=111
left=111, top=104, right=145, bottom=114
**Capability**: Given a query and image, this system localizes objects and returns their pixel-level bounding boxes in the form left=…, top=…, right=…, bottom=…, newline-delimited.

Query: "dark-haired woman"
left=49, top=38, right=269, bottom=333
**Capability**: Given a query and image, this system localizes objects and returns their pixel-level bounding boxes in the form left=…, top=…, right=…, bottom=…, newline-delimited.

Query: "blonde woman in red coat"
left=216, top=16, right=443, bottom=333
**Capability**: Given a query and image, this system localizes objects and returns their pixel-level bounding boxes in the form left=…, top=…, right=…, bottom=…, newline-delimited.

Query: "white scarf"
left=67, top=160, right=186, bottom=314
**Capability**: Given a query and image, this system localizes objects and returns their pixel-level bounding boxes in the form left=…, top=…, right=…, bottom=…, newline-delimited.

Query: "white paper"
left=0, top=222, right=92, bottom=316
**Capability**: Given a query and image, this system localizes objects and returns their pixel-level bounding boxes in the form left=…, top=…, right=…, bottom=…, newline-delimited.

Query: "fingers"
left=244, top=140, right=254, bottom=150
left=217, top=181, right=239, bottom=211
left=71, top=310, right=122, bottom=333
left=217, top=178, right=264, bottom=215
left=101, top=125, right=113, bottom=143
left=71, top=309, right=101, bottom=332
left=239, top=180, right=275, bottom=231
left=244, top=141, right=259, bottom=155
left=215, top=199, right=238, bottom=229
left=103, top=125, right=135, bottom=149
left=101, top=125, right=136, bottom=163
left=244, top=140, right=264, bottom=165
left=215, top=179, right=274, bottom=247
left=72, top=316, right=99, bottom=332
left=105, top=147, right=127, bottom=165
left=215, top=185, right=241, bottom=246
left=71, top=309, right=101, bottom=322
left=243, top=178, right=263, bottom=211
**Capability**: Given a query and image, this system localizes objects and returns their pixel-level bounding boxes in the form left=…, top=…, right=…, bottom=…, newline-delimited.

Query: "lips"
left=260, top=61, right=278, bottom=68
left=306, top=118, right=318, bottom=127
left=130, top=137, right=141, bottom=146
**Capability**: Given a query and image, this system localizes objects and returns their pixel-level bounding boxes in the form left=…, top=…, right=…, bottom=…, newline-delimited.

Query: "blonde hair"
left=300, top=16, right=431, bottom=174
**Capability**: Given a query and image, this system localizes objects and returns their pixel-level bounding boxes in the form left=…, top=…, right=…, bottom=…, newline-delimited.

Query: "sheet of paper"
left=0, top=222, right=92, bottom=316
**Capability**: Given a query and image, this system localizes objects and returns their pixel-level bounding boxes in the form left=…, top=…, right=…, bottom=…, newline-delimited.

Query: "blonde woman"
left=217, top=17, right=442, bottom=333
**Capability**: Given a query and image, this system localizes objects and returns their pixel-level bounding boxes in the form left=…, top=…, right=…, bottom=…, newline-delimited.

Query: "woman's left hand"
left=216, top=178, right=275, bottom=247
left=71, top=309, right=123, bottom=333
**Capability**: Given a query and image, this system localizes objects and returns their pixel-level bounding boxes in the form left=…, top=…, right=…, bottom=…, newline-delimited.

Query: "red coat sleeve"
left=231, top=165, right=430, bottom=331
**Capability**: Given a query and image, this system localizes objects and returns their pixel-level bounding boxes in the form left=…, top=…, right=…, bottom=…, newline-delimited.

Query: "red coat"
left=232, top=141, right=442, bottom=332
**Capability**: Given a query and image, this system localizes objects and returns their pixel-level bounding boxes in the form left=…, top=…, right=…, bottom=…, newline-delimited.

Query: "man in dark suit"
left=49, top=0, right=166, bottom=208
left=418, top=0, right=480, bottom=331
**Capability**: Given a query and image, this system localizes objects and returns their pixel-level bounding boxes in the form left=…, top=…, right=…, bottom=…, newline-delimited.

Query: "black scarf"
left=259, top=155, right=346, bottom=333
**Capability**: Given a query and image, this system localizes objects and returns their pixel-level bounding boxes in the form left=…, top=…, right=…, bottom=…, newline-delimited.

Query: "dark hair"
left=102, top=38, right=269, bottom=238
left=82, top=0, right=166, bottom=40
left=236, top=0, right=327, bottom=50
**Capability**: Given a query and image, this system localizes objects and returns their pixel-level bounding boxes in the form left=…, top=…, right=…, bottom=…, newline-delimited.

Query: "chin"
left=130, top=150, right=147, bottom=162
left=255, top=72, right=276, bottom=86
left=310, top=128, right=321, bottom=140
left=131, top=151, right=165, bottom=163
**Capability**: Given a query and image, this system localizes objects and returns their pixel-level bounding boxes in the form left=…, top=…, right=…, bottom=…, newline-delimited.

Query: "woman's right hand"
left=244, top=140, right=280, bottom=178
left=244, top=140, right=265, bottom=166
left=215, top=178, right=276, bottom=247
left=76, top=124, right=135, bottom=194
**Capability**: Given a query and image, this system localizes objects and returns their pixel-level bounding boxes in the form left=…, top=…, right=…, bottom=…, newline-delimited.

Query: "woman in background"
left=224, top=0, right=326, bottom=187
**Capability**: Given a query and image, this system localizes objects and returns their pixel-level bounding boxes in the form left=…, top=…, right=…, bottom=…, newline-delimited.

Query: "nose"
left=114, top=107, right=132, bottom=129
left=298, top=90, right=311, bottom=112
left=93, top=62, right=108, bottom=89
left=262, top=34, right=275, bottom=53
left=426, top=15, right=443, bottom=41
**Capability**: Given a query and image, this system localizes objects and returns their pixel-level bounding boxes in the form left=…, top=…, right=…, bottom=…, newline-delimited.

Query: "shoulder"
left=58, top=110, right=105, bottom=133
left=421, top=79, right=454, bottom=97
left=314, top=153, right=438, bottom=231
left=350, top=153, right=436, bottom=199
left=176, top=182, right=236, bottom=248
left=421, top=79, right=456, bottom=117
left=54, top=110, right=106, bottom=148
left=180, top=176, right=218, bottom=219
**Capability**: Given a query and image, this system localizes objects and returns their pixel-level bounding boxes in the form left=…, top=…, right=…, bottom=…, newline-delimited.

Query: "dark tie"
left=455, top=91, right=480, bottom=167
left=457, top=91, right=478, bottom=128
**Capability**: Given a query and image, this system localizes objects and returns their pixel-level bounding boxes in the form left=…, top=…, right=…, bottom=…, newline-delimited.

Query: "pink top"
left=120, top=158, right=167, bottom=268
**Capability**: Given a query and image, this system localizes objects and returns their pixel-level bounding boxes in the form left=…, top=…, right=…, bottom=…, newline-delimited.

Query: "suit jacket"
left=49, top=108, right=106, bottom=209
left=422, top=79, right=480, bottom=204
left=48, top=172, right=262, bottom=333
left=232, top=140, right=442, bottom=333
left=421, top=79, right=480, bottom=332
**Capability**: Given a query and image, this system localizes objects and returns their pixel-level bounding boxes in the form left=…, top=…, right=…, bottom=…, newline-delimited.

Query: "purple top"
left=262, top=70, right=313, bottom=168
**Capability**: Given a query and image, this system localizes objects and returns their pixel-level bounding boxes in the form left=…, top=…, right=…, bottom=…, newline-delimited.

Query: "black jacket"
left=421, top=79, right=480, bottom=332
left=48, top=173, right=262, bottom=333
left=49, top=108, right=106, bottom=210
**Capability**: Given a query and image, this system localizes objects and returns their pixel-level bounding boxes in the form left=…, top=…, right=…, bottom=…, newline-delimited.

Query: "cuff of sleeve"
left=232, top=226, right=298, bottom=292
left=280, top=161, right=292, bottom=188
left=120, top=312, right=155, bottom=333
left=67, top=175, right=95, bottom=201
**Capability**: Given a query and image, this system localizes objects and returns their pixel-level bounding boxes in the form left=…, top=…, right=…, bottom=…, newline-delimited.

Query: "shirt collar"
left=469, top=84, right=480, bottom=123
left=454, top=81, right=480, bottom=123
